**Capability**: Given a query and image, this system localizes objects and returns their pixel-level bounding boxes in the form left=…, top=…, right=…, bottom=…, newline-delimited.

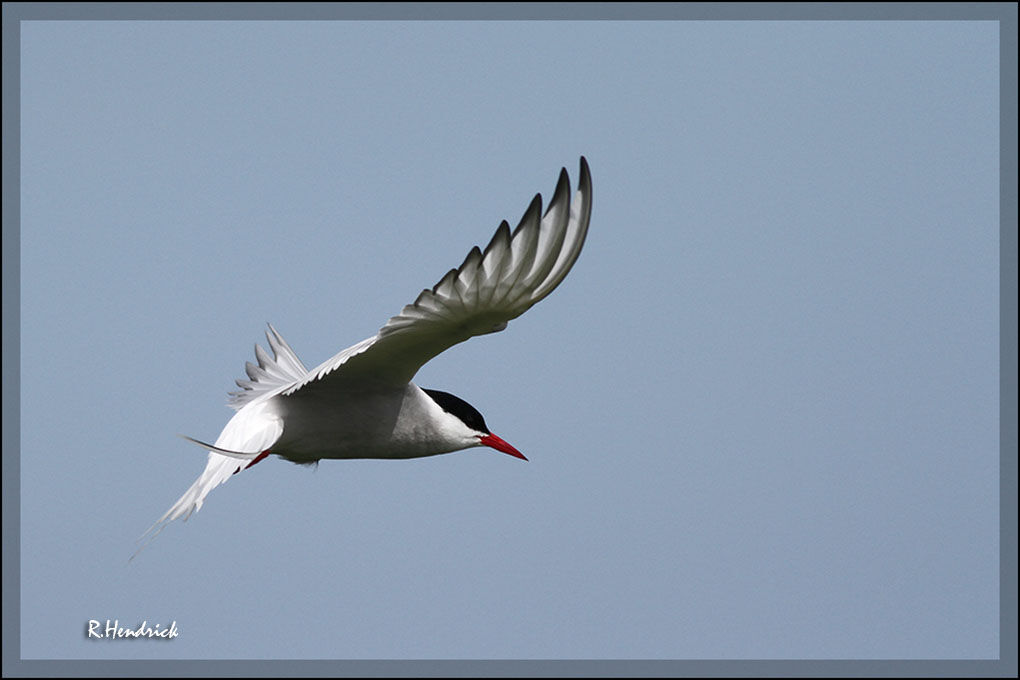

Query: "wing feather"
left=533, top=165, right=593, bottom=301
left=455, top=246, right=484, bottom=309
left=228, top=325, right=309, bottom=409
left=266, top=324, right=306, bottom=377
left=284, top=157, right=592, bottom=395
left=504, top=196, right=541, bottom=295
left=480, top=220, right=513, bottom=306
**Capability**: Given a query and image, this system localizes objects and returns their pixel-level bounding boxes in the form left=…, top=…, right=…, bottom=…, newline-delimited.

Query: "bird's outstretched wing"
left=228, top=324, right=309, bottom=410
left=284, top=156, right=592, bottom=396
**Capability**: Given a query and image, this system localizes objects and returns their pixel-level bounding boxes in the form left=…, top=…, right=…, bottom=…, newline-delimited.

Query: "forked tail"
left=131, top=328, right=299, bottom=561
left=131, top=404, right=284, bottom=561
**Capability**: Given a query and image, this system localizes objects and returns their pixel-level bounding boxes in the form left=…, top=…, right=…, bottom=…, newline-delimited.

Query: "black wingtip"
left=431, top=267, right=460, bottom=294
left=578, top=156, right=592, bottom=197
left=527, top=192, right=543, bottom=219
left=510, top=191, right=543, bottom=237
left=482, top=219, right=512, bottom=257
left=542, top=166, right=571, bottom=219
left=458, top=245, right=483, bottom=271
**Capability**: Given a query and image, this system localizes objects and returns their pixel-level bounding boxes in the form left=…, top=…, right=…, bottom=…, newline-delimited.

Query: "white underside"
left=271, top=382, right=478, bottom=462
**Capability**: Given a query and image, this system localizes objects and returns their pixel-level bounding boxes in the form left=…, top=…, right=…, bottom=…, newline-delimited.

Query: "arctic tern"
left=139, top=157, right=592, bottom=550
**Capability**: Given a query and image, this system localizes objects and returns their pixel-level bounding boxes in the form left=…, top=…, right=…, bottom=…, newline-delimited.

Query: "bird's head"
left=422, top=388, right=527, bottom=461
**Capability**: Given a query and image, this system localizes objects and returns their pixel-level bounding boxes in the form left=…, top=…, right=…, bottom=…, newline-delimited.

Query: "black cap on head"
left=423, top=389, right=489, bottom=434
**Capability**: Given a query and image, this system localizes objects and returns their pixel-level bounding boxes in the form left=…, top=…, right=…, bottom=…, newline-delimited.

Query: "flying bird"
left=139, top=157, right=592, bottom=550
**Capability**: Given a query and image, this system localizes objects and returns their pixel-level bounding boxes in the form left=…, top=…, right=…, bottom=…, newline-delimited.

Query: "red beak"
left=479, top=433, right=527, bottom=461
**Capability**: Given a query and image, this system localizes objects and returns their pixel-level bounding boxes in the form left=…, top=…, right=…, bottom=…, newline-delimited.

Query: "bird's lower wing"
left=284, top=157, right=592, bottom=395
left=227, top=324, right=309, bottom=410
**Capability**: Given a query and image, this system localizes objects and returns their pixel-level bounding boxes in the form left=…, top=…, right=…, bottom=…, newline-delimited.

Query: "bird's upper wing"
left=283, top=157, right=592, bottom=396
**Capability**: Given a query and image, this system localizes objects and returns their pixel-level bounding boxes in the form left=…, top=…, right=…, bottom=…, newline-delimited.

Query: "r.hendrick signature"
left=86, top=619, right=179, bottom=640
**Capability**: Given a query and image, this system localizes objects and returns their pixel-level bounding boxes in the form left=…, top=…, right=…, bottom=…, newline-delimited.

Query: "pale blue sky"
left=18, top=19, right=999, bottom=660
